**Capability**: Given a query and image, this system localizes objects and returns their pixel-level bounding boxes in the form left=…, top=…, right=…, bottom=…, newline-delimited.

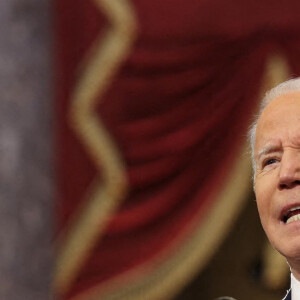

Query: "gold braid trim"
left=66, top=54, right=290, bottom=300
left=53, top=0, right=137, bottom=296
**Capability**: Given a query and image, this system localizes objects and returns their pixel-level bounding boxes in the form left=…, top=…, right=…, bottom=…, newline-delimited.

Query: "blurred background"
left=2, top=0, right=300, bottom=299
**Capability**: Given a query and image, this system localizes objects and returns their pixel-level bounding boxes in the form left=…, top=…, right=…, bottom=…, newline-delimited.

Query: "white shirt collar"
left=291, top=272, right=300, bottom=299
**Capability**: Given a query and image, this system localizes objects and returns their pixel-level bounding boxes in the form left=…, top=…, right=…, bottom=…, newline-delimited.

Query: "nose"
left=278, top=151, right=300, bottom=189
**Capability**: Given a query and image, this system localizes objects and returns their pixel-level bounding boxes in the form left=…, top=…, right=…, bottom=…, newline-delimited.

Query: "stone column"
left=0, top=0, right=53, bottom=299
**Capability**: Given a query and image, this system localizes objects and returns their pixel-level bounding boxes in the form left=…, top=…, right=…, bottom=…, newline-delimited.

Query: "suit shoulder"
left=283, top=289, right=291, bottom=300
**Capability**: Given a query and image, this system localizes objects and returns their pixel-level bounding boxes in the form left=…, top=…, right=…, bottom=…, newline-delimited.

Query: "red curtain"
left=54, top=0, right=300, bottom=299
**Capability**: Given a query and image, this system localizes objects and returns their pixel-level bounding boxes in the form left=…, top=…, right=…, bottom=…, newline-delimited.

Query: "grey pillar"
left=0, top=0, right=53, bottom=299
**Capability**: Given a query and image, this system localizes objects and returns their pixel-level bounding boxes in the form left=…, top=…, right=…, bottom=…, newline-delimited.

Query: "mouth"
left=281, top=205, right=300, bottom=224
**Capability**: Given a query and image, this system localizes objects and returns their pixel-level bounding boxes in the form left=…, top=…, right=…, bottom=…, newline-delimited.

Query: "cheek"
left=256, top=197, right=268, bottom=223
left=255, top=189, right=274, bottom=239
left=255, top=182, right=272, bottom=221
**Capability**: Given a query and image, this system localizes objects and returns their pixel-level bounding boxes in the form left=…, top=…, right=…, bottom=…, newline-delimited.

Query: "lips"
left=282, top=205, right=300, bottom=224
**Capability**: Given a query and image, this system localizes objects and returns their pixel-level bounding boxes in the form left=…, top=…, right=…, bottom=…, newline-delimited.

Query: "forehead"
left=255, top=91, right=300, bottom=152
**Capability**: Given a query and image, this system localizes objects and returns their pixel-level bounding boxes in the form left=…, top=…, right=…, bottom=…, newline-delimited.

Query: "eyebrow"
left=256, top=144, right=282, bottom=160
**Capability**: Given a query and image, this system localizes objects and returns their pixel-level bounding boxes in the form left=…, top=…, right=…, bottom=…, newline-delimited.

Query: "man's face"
left=255, top=91, right=300, bottom=261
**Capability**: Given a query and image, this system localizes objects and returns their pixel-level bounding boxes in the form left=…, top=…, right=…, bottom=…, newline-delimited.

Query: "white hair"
left=249, top=77, right=300, bottom=178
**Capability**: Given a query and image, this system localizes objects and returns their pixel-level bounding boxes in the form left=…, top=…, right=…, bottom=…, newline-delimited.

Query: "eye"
left=263, top=158, right=278, bottom=168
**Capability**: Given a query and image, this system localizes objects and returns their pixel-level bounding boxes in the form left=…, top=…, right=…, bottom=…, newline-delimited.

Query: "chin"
left=265, top=220, right=300, bottom=261
left=275, top=241, right=300, bottom=262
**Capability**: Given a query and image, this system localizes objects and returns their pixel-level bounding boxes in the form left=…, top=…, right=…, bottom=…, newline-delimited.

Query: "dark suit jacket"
left=283, top=289, right=291, bottom=300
